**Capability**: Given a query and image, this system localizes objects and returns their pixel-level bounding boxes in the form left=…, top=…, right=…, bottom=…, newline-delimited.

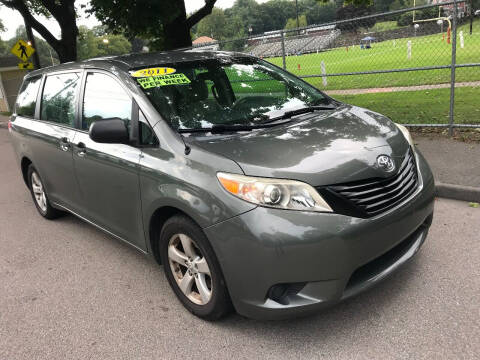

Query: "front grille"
left=317, top=148, right=419, bottom=218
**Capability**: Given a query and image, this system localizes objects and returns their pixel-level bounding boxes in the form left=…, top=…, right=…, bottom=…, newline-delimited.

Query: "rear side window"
left=41, top=72, right=81, bottom=127
left=16, top=77, right=41, bottom=118
left=82, top=72, right=132, bottom=130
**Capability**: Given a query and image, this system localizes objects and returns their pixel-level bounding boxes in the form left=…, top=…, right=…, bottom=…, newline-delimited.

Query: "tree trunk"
left=56, top=1, right=78, bottom=62
left=56, top=39, right=77, bottom=63
left=24, top=20, right=41, bottom=69
left=163, top=2, right=192, bottom=51
left=56, top=26, right=78, bottom=63
left=163, top=20, right=193, bottom=50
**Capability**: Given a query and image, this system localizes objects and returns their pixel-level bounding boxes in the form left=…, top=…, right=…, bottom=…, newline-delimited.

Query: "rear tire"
left=159, top=215, right=232, bottom=320
left=27, top=164, right=63, bottom=220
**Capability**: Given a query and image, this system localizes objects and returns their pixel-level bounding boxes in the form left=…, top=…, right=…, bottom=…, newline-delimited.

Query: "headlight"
left=217, top=172, right=332, bottom=212
left=396, top=124, right=414, bottom=147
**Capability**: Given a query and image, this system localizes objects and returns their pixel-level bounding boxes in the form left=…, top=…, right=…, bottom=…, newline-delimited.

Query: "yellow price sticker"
left=131, top=67, right=176, bottom=78
left=137, top=73, right=191, bottom=89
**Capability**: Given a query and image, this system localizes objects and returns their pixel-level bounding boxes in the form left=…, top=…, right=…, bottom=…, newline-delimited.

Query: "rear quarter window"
left=15, top=76, right=42, bottom=118
left=41, top=72, right=81, bottom=127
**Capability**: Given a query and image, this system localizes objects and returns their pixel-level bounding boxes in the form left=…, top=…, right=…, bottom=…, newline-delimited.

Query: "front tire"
left=159, top=215, right=232, bottom=320
left=27, top=164, right=63, bottom=220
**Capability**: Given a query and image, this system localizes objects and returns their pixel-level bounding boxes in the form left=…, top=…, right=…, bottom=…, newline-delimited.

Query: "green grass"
left=267, top=19, right=480, bottom=90
left=334, top=86, right=480, bottom=124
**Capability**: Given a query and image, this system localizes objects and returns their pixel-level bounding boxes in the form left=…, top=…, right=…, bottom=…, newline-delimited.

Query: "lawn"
left=267, top=20, right=480, bottom=90
left=333, top=86, right=480, bottom=124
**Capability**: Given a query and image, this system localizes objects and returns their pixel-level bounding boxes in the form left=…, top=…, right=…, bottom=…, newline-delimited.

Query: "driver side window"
left=82, top=72, right=132, bottom=130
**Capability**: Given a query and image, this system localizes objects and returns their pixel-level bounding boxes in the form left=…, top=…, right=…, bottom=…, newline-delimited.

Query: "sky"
left=0, top=0, right=270, bottom=40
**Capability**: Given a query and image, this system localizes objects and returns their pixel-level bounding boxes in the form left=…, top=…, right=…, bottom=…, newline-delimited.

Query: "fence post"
left=281, top=30, right=286, bottom=70
left=449, top=0, right=458, bottom=136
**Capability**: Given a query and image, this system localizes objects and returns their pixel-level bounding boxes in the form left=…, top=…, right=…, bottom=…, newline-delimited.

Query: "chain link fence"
left=190, top=1, right=480, bottom=133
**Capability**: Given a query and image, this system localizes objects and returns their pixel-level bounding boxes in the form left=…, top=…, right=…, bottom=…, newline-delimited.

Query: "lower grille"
left=317, top=148, right=419, bottom=218
left=344, top=213, right=432, bottom=296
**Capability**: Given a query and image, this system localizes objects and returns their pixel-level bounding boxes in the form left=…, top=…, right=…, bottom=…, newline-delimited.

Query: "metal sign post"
left=449, top=0, right=458, bottom=136
left=24, top=22, right=41, bottom=69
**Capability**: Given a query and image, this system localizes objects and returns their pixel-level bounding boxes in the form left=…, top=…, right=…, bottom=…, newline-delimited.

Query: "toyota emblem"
left=376, top=155, right=396, bottom=173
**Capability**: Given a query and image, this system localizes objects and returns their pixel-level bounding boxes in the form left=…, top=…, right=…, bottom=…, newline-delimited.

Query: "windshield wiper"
left=267, top=105, right=336, bottom=123
left=177, top=106, right=336, bottom=134
left=178, top=119, right=291, bottom=134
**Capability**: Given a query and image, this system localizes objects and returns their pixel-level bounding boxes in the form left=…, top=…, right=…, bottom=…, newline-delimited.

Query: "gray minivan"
left=9, top=51, right=435, bottom=320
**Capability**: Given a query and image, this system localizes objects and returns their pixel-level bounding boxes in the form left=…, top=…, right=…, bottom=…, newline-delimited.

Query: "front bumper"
left=204, top=150, right=435, bottom=320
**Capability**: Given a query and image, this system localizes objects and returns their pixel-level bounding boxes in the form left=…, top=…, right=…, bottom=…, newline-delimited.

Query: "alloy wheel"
left=167, top=233, right=212, bottom=305
left=31, top=172, right=47, bottom=213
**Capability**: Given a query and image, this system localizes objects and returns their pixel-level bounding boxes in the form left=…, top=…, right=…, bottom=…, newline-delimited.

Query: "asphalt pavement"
left=0, top=127, right=479, bottom=359
left=414, top=135, right=480, bottom=188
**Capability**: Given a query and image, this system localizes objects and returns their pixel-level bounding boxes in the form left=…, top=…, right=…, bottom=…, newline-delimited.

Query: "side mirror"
left=89, top=119, right=129, bottom=144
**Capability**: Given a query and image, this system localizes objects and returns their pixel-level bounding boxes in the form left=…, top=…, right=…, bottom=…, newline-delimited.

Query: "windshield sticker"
left=137, top=73, right=191, bottom=89
left=131, top=67, right=176, bottom=78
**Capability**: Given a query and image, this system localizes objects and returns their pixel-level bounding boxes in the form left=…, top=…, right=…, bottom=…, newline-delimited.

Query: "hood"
left=190, top=105, right=410, bottom=186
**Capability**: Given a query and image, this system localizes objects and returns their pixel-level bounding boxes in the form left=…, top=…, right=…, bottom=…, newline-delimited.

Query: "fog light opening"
left=267, top=283, right=306, bottom=305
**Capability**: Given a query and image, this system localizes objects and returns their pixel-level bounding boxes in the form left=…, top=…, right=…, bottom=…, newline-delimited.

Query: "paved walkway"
left=414, top=135, right=480, bottom=188
left=326, top=81, right=480, bottom=96
left=0, top=114, right=8, bottom=127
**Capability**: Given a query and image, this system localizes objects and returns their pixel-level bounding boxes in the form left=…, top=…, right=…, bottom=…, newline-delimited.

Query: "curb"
left=436, top=182, right=480, bottom=203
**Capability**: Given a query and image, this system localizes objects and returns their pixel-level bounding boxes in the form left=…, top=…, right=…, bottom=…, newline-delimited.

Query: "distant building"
left=192, top=36, right=220, bottom=51
left=0, top=56, right=27, bottom=113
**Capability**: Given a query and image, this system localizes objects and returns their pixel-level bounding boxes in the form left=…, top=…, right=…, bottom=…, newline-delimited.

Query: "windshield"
left=134, top=57, right=330, bottom=131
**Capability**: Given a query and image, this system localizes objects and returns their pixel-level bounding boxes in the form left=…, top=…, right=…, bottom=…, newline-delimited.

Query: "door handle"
left=76, top=142, right=86, bottom=157
left=59, top=137, right=70, bottom=152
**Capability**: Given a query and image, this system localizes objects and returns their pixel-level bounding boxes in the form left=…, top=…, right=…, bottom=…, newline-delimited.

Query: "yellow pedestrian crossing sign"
left=19, top=62, right=34, bottom=70
left=11, top=39, right=35, bottom=62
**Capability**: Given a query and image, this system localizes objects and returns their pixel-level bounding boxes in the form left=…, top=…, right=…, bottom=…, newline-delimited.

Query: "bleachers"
left=302, top=30, right=341, bottom=53
left=284, top=37, right=314, bottom=55
left=248, top=29, right=341, bottom=58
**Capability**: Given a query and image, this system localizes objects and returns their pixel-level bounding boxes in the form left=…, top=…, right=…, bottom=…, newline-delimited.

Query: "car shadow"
left=56, top=210, right=424, bottom=348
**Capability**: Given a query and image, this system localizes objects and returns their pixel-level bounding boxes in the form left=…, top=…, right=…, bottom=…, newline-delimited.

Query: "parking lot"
left=0, top=127, right=479, bottom=359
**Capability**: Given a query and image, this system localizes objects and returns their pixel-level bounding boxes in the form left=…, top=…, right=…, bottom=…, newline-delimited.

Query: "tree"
left=373, top=0, right=396, bottom=12
left=302, top=0, right=336, bottom=24
left=0, top=0, right=79, bottom=63
left=195, top=7, right=247, bottom=47
left=336, top=3, right=376, bottom=32
left=285, top=14, right=308, bottom=31
left=196, top=7, right=228, bottom=40
left=89, top=0, right=218, bottom=51
left=77, top=25, right=132, bottom=61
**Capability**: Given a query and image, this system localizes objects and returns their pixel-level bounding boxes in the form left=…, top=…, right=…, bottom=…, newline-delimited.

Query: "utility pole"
left=295, top=0, right=299, bottom=29
left=24, top=20, right=41, bottom=69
